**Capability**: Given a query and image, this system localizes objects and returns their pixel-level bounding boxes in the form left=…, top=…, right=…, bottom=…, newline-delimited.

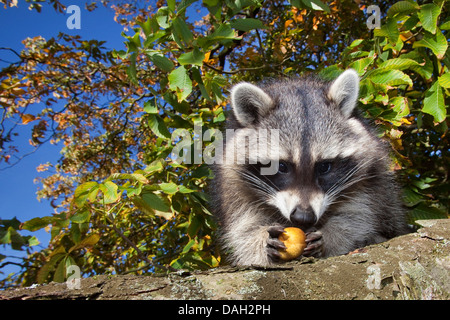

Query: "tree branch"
left=1, top=219, right=449, bottom=300
left=203, top=56, right=290, bottom=75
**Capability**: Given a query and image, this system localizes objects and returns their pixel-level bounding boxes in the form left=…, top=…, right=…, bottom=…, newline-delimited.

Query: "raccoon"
left=211, top=69, right=410, bottom=267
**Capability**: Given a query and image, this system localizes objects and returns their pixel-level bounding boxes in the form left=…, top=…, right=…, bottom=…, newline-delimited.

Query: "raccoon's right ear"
left=230, top=83, right=274, bottom=126
left=328, top=69, right=360, bottom=118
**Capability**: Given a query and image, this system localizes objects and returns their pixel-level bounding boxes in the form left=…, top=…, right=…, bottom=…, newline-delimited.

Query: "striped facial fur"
left=211, top=69, right=409, bottom=266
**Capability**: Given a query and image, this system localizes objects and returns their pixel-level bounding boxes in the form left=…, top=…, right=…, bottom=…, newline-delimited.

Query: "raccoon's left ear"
left=328, top=69, right=359, bottom=118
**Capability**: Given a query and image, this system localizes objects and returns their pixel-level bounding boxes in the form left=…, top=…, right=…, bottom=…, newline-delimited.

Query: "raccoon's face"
left=229, top=70, right=379, bottom=230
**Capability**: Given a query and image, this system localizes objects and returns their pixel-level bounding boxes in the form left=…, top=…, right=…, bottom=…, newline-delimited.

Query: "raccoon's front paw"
left=266, top=226, right=287, bottom=263
left=303, top=230, right=323, bottom=257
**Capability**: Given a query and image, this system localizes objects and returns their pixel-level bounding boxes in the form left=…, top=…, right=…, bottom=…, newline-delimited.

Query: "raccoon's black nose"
left=290, top=207, right=316, bottom=229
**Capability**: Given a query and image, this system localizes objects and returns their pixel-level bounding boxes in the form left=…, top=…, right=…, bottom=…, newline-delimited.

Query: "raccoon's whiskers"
left=326, top=158, right=376, bottom=200
left=228, top=168, right=278, bottom=198
left=241, top=171, right=278, bottom=196
left=326, top=193, right=356, bottom=207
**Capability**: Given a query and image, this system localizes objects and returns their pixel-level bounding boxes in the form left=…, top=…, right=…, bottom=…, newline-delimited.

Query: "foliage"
left=1, top=0, right=65, bottom=12
left=343, top=0, right=449, bottom=224
left=0, top=0, right=448, bottom=288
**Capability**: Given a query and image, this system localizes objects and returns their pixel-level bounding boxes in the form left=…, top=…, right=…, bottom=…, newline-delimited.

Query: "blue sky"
left=0, top=0, right=127, bottom=278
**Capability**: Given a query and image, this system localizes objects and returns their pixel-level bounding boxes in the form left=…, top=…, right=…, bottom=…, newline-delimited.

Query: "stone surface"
left=1, top=219, right=449, bottom=300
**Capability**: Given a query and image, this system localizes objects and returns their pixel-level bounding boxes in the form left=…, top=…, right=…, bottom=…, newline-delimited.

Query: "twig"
left=203, top=56, right=290, bottom=75
left=99, top=222, right=169, bottom=273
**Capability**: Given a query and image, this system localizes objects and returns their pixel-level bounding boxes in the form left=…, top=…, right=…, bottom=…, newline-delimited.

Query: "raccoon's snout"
left=290, top=207, right=316, bottom=229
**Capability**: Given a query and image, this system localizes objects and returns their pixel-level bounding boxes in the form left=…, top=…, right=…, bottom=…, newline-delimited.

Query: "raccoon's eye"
left=277, top=161, right=289, bottom=174
left=317, top=161, right=332, bottom=175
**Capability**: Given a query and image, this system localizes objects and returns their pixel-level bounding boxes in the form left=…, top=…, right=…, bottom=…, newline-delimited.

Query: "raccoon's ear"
left=230, top=82, right=274, bottom=126
left=328, top=69, right=359, bottom=118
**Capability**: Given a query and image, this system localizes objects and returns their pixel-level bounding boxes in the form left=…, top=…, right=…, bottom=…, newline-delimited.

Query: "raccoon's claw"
left=303, top=230, right=323, bottom=257
left=267, top=225, right=285, bottom=238
left=266, top=237, right=287, bottom=250
left=266, top=226, right=287, bottom=262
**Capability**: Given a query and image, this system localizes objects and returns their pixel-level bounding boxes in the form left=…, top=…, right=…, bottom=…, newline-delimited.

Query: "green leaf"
left=0, top=227, right=24, bottom=250
left=187, top=213, right=202, bottom=239
left=349, top=57, right=374, bottom=75
left=369, top=69, right=412, bottom=87
left=155, top=7, right=171, bottom=29
left=209, top=23, right=237, bottom=41
left=412, top=177, right=437, bottom=190
left=422, top=81, right=446, bottom=123
left=144, top=30, right=166, bottom=47
left=28, top=236, right=40, bottom=247
left=191, top=67, right=210, bottom=100
left=213, top=108, right=226, bottom=123
left=124, top=32, right=141, bottom=53
left=182, top=239, right=196, bottom=254
left=178, top=185, right=195, bottom=193
left=0, top=217, right=21, bottom=230
left=178, top=48, right=205, bottom=66
left=70, top=209, right=91, bottom=224
left=168, top=66, right=193, bottom=101
left=299, top=0, right=330, bottom=13
left=349, top=39, right=364, bottom=48
left=418, top=3, right=441, bottom=34
left=197, top=23, right=238, bottom=48
left=438, top=73, right=450, bottom=88
left=409, top=203, right=448, bottom=224
left=74, top=181, right=99, bottom=207
left=53, top=257, right=68, bottom=283
left=167, top=0, right=176, bottom=12
left=37, top=246, right=66, bottom=284
left=159, top=182, right=178, bottom=194
left=230, top=18, right=266, bottom=31
left=390, top=96, right=410, bottom=119
left=148, top=114, right=171, bottom=139
left=126, top=52, right=138, bottom=85
left=143, top=98, right=158, bottom=114
left=414, top=31, right=448, bottom=59
left=139, top=17, right=153, bottom=36
left=141, top=192, right=171, bottom=213
left=403, top=187, right=423, bottom=207
left=387, top=1, right=419, bottom=17
left=70, top=223, right=81, bottom=244
left=172, top=16, right=193, bottom=46
left=378, top=58, right=420, bottom=71
left=177, top=0, right=197, bottom=13
left=22, top=216, right=54, bottom=232
left=403, top=15, right=420, bottom=31
left=319, top=65, right=343, bottom=81
left=69, top=234, right=100, bottom=253
left=108, top=172, right=149, bottom=184
left=170, top=257, right=185, bottom=269
left=146, top=51, right=174, bottom=72
left=441, top=20, right=450, bottom=30
left=144, top=160, right=164, bottom=174
left=99, top=181, right=120, bottom=204
left=376, top=18, right=399, bottom=45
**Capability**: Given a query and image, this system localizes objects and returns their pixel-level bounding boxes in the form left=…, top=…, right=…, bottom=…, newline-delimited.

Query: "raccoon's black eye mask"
left=277, top=161, right=289, bottom=174
left=316, top=161, right=332, bottom=175
left=243, top=157, right=361, bottom=193
left=316, top=157, right=360, bottom=192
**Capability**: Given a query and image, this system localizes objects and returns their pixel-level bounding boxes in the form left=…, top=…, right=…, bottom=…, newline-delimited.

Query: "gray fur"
left=211, top=70, right=410, bottom=266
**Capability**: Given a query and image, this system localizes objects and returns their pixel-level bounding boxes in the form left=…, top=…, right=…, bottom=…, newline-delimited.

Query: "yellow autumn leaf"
left=11, top=87, right=26, bottom=95
left=401, top=117, right=412, bottom=125
left=203, top=51, right=211, bottom=63
left=284, top=19, right=293, bottom=29
left=21, top=114, right=37, bottom=124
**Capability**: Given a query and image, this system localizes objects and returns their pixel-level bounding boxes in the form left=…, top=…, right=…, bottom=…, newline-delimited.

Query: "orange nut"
left=278, top=227, right=306, bottom=261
